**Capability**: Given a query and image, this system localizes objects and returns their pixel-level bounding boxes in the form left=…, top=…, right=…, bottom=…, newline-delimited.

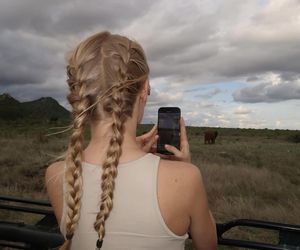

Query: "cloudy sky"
left=0, top=0, right=300, bottom=129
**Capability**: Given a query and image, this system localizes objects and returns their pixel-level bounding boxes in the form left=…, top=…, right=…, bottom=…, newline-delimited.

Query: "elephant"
left=204, top=130, right=218, bottom=144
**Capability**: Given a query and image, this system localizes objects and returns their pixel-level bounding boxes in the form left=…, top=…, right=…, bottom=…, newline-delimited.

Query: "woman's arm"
left=145, top=117, right=217, bottom=249
left=45, top=161, right=64, bottom=225
left=187, top=166, right=217, bottom=250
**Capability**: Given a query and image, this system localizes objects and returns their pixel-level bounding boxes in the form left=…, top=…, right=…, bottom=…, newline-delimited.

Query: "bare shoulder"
left=159, top=159, right=203, bottom=199
left=45, top=161, right=65, bottom=224
left=45, top=161, right=65, bottom=186
left=160, top=159, right=202, bottom=184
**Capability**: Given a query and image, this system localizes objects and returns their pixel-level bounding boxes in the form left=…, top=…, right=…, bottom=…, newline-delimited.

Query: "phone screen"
left=157, top=107, right=181, bottom=155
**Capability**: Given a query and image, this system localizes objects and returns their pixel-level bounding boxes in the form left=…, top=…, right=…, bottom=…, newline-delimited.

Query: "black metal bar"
left=1, top=195, right=300, bottom=249
left=219, top=238, right=285, bottom=250
left=217, top=219, right=300, bottom=250
left=0, top=219, right=300, bottom=250
left=35, top=214, right=58, bottom=228
left=0, top=204, right=53, bottom=215
left=0, top=241, right=30, bottom=249
left=0, top=195, right=51, bottom=207
left=219, top=219, right=300, bottom=233
left=0, top=221, right=64, bottom=249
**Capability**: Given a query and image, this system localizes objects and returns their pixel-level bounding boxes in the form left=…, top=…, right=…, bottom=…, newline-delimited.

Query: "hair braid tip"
left=66, top=233, right=73, bottom=240
left=95, top=239, right=103, bottom=249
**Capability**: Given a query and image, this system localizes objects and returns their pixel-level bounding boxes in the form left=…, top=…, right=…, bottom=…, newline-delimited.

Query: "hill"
left=0, top=93, right=23, bottom=120
left=0, top=93, right=70, bottom=121
left=21, top=97, right=70, bottom=120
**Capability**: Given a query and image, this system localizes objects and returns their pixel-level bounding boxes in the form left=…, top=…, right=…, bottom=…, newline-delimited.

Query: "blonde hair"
left=59, top=31, right=149, bottom=250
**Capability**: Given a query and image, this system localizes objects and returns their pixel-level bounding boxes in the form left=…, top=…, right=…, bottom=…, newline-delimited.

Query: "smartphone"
left=157, top=107, right=181, bottom=155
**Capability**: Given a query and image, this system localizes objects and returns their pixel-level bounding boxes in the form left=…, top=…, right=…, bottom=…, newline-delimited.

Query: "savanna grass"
left=0, top=121, right=299, bottom=249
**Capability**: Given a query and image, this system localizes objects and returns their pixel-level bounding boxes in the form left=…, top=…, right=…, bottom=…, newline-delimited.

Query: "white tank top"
left=60, top=153, right=188, bottom=250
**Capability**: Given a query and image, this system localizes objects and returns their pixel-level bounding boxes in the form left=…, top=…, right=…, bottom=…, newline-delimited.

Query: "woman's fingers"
left=154, top=152, right=169, bottom=159
left=154, top=152, right=177, bottom=161
left=159, top=117, right=191, bottom=163
left=138, top=119, right=191, bottom=162
left=180, top=117, right=189, bottom=149
left=136, top=124, right=158, bottom=152
left=164, top=144, right=182, bottom=157
left=142, top=135, right=159, bottom=152
left=163, top=143, right=191, bottom=163
left=140, top=124, right=157, bottom=141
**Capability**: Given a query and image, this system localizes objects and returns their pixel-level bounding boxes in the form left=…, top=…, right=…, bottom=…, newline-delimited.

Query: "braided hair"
left=59, top=31, right=149, bottom=250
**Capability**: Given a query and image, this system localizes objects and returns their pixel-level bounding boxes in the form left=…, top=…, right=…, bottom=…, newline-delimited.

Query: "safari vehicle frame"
left=0, top=195, right=300, bottom=250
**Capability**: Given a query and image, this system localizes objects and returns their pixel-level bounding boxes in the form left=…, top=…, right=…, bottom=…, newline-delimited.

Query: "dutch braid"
left=59, top=65, right=90, bottom=250
left=93, top=39, right=132, bottom=249
left=57, top=31, right=149, bottom=250
left=93, top=91, right=126, bottom=248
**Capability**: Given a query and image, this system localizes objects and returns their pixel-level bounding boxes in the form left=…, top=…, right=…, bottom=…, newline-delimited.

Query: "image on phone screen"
left=157, top=107, right=181, bottom=155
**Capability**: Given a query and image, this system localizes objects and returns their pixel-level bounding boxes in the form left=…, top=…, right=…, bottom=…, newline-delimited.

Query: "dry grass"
left=0, top=121, right=299, bottom=250
left=188, top=130, right=300, bottom=249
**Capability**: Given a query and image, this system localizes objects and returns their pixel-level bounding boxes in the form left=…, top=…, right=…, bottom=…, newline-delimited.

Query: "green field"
left=0, top=120, right=300, bottom=249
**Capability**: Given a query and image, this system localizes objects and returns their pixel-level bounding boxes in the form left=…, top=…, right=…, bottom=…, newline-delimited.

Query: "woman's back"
left=58, top=153, right=188, bottom=250
left=47, top=150, right=216, bottom=250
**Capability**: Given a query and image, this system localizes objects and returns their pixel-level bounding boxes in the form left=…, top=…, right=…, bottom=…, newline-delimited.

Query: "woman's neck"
left=83, top=117, right=144, bottom=165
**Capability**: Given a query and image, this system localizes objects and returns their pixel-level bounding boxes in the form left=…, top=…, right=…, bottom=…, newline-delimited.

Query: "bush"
left=287, top=134, right=300, bottom=143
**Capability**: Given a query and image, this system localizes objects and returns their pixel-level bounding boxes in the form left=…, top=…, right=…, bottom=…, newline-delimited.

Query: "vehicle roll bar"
left=1, top=195, right=299, bottom=249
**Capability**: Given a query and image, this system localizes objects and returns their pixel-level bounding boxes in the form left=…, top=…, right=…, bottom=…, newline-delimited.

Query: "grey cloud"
left=135, top=0, right=300, bottom=86
left=213, top=48, right=300, bottom=78
left=280, top=72, right=300, bottom=82
left=194, top=88, right=222, bottom=99
left=246, top=76, right=259, bottom=82
left=0, top=0, right=62, bottom=34
left=0, top=30, right=63, bottom=85
left=198, top=102, right=216, bottom=109
left=233, top=81, right=300, bottom=103
left=1, top=0, right=300, bottom=109
left=184, top=86, right=206, bottom=93
left=0, top=0, right=154, bottom=89
left=52, top=1, right=154, bottom=36
left=0, top=0, right=153, bottom=36
left=0, top=82, right=70, bottom=108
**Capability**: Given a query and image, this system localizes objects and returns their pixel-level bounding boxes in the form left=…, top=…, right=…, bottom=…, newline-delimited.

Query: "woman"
left=45, top=31, right=217, bottom=250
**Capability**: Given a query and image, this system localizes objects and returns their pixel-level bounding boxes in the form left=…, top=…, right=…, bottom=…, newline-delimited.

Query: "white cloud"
left=147, top=87, right=183, bottom=107
left=234, top=106, right=253, bottom=115
left=276, top=120, right=282, bottom=127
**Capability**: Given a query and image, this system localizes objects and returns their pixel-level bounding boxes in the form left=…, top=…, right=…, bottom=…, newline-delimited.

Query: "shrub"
left=287, top=134, right=300, bottom=143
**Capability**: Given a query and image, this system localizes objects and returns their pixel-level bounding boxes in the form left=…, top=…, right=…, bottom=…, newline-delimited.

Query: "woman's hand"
left=136, top=124, right=158, bottom=153
left=158, top=117, right=191, bottom=163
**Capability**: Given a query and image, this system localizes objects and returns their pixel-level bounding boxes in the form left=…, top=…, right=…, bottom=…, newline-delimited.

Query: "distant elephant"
left=204, top=130, right=218, bottom=144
